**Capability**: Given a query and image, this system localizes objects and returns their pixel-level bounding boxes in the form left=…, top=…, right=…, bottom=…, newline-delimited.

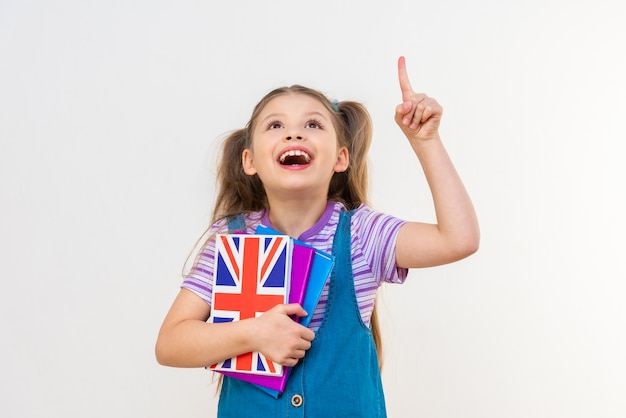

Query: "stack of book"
left=208, top=225, right=334, bottom=398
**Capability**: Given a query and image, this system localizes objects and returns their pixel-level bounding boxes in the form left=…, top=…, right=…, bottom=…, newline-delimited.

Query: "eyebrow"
left=260, top=111, right=329, bottom=124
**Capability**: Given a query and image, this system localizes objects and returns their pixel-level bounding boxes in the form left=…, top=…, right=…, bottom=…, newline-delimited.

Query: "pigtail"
left=212, top=128, right=267, bottom=223
left=328, top=101, right=373, bottom=210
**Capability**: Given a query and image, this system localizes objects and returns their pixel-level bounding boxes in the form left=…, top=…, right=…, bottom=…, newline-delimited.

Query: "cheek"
left=249, top=142, right=270, bottom=161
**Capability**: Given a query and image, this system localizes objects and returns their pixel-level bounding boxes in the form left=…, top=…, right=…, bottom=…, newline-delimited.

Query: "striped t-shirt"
left=181, top=200, right=408, bottom=332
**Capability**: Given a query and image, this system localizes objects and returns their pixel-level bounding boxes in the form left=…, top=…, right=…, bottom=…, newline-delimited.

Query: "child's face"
left=242, top=93, right=349, bottom=200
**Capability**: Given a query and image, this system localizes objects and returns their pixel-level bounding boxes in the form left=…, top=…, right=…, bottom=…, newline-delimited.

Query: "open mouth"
left=279, top=150, right=311, bottom=166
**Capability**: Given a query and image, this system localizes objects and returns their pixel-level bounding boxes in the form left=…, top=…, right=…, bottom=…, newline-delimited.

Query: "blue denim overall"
left=218, top=210, right=387, bottom=417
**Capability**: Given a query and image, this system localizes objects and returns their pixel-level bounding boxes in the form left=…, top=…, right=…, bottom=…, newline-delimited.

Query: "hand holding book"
left=252, top=303, right=313, bottom=368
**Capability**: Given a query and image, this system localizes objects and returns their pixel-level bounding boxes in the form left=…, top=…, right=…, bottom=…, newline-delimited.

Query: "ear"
left=242, top=149, right=257, bottom=175
left=334, top=146, right=349, bottom=173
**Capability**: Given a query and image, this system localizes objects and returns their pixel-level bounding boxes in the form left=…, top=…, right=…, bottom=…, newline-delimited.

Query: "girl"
left=156, top=56, right=479, bottom=417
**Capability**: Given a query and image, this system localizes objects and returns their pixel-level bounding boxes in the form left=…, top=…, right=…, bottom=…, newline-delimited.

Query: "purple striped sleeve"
left=352, top=205, right=408, bottom=285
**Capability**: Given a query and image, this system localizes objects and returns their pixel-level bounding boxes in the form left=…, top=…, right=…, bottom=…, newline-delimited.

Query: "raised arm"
left=394, top=56, right=479, bottom=269
left=155, top=288, right=314, bottom=368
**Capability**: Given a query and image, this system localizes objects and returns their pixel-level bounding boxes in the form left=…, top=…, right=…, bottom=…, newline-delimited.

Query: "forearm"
left=155, top=289, right=314, bottom=368
left=155, top=317, right=257, bottom=368
left=411, top=135, right=480, bottom=252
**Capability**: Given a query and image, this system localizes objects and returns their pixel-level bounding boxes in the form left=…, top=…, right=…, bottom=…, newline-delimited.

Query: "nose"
left=286, top=135, right=303, bottom=141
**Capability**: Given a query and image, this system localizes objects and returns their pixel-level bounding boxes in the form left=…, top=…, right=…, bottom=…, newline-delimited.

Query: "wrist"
left=238, top=317, right=261, bottom=353
left=409, top=133, right=443, bottom=153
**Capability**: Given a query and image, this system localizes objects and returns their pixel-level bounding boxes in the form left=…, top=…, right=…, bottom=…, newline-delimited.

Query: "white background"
left=1, top=1, right=625, bottom=417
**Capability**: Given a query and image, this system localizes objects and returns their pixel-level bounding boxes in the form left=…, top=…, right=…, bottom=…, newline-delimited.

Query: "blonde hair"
left=211, top=85, right=384, bottom=366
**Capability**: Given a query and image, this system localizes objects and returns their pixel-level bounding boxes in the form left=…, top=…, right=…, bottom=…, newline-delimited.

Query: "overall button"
left=291, top=394, right=303, bottom=408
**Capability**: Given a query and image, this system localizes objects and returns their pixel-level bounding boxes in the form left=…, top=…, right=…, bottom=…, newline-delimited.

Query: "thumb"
left=395, top=101, right=413, bottom=126
left=280, top=303, right=308, bottom=318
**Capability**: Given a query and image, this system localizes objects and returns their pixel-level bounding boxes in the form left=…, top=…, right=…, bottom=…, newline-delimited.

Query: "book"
left=217, top=225, right=335, bottom=397
left=287, top=243, right=317, bottom=322
left=208, top=233, right=292, bottom=376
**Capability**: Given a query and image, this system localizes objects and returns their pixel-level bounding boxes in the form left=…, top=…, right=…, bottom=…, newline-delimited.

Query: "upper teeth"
left=279, top=150, right=311, bottom=163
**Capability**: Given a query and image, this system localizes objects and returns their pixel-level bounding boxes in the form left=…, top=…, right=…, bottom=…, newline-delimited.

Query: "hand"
left=253, top=303, right=315, bottom=367
left=395, top=56, right=443, bottom=142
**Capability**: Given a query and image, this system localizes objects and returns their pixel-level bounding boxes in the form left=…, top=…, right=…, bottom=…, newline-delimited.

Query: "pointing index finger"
left=397, top=56, right=414, bottom=100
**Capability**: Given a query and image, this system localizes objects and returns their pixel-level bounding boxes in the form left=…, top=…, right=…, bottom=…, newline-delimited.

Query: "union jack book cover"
left=208, top=234, right=292, bottom=376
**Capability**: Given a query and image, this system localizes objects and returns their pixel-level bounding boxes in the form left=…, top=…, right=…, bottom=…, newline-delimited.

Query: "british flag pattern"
left=209, top=234, right=291, bottom=376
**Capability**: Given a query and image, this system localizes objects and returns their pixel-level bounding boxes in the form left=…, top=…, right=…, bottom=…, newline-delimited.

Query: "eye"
left=265, top=120, right=283, bottom=130
left=305, top=119, right=324, bottom=129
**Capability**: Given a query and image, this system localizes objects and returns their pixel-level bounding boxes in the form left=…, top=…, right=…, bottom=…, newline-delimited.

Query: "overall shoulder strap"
left=333, top=209, right=355, bottom=255
left=226, top=214, right=245, bottom=233
left=337, top=208, right=355, bottom=229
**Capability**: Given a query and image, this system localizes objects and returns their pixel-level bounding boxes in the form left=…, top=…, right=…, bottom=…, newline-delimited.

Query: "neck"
left=265, top=193, right=328, bottom=238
